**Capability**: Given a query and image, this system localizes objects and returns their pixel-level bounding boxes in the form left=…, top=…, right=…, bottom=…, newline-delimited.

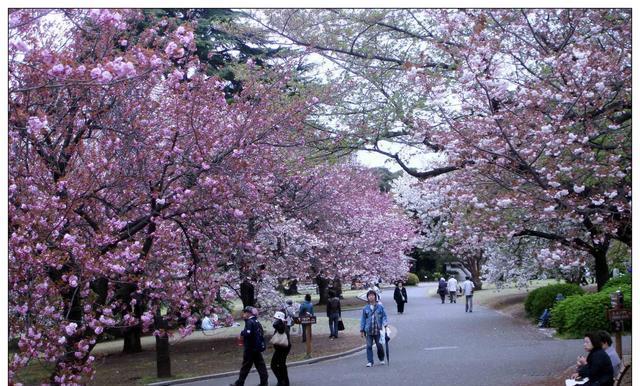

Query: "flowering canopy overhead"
left=9, top=9, right=418, bottom=384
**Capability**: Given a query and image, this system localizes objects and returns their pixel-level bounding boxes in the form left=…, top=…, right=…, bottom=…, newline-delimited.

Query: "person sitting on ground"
left=571, top=331, right=614, bottom=386
left=201, top=313, right=215, bottom=331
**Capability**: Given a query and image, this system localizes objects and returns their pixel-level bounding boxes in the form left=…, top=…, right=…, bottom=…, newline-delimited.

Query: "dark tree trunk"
left=49, top=265, right=85, bottom=383
left=315, top=276, right=329, bottom=305
left=123, top=326, right=142, bottom=353
left=240, top=280, right=255, bottom=308
left=155, top=312, right=171, bottom=378
left=593, top=245, right=610, bottom=291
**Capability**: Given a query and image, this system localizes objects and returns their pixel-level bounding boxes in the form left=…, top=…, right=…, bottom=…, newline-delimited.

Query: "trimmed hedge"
left=551, top=283, right=632, bottom=338
left=602, top=274, right=632, bottom=292
left=405, top=272, right=419, bottom=286
left=524, top=283, right=584, bottom=319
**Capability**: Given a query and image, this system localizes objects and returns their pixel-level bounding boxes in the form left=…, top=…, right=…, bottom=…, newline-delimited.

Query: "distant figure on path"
left=437, top=277, right=448, bottom=304
left=393, top=281, right=408, bottom=314
left=230, top=306, right=268, bottom=386
left=360, top=290, right=388, bottom=367
left=447, top=276, right=458, bottom=304
left=570, top=331, right=614, bottom=386
left=326, top=290, right=342, bottom=339
left=298, top=294, right=314, bottom=343
left=462, top=276, right=475, bottom=313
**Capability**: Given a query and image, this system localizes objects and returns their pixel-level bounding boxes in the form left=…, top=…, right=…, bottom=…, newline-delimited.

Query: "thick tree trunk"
left=155, top=313, right=171, bottom=378
left=593, top=246, right=610, bottom=291
left=49, top=266, right=86, bottom=383
left=315, top=276, right=329, bottom=305
left=240, top=280, right=255, bottom=308
left=122, top=326, right=142, bottom=353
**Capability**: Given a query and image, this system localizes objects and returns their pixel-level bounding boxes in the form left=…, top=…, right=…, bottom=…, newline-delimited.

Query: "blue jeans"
left=365, top=333, right=385, bottom=364
left=465, top=295, right=473, bottom=312
left=328, top=313, right=340, bottom=338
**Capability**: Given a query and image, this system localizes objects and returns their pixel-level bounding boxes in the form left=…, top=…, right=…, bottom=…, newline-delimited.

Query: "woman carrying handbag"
left=270, top=311, right=291, bottom=386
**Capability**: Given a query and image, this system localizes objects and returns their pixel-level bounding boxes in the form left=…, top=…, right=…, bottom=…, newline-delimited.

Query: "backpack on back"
left=254, top=321, right=266, bottom=352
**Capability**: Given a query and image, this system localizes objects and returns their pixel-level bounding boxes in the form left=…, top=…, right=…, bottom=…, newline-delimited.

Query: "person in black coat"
left=437, top=278, right=448, bottom=304
left=393, top=281, right=408, bottom=314
left=230, top=307, right=269, bottom=386
left=571, top=331, right=614, bottom=386
left=271, top=311, right=291, bottom=386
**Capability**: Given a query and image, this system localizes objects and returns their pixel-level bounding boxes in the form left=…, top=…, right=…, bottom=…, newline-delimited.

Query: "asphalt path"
left=182, top=284, right=631, bottom=386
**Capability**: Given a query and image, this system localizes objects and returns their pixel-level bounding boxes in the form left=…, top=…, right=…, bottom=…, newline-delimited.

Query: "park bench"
left=613, top=362, right=631, bottom=386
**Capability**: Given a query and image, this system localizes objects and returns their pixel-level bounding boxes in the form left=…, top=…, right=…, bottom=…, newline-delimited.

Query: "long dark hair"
left=585, top=331, right=604, bottom=350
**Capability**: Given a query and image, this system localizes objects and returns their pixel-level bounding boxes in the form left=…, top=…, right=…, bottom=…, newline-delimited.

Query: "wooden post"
left=615, top=332, right=623, bottom=360
left=305, top=324, right=312, bottom=359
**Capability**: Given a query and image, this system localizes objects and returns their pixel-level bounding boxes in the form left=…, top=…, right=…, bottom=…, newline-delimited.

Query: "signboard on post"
left=299, top=315, right=317, bottom=325
left=299, top=315, right=316, bottom=359
left=607, top=306, right=630, bottom=358
left=608, top=309, right=631, bottom=321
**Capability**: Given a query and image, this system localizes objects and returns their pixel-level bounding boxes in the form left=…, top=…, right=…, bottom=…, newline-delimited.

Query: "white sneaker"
left=379, top=360, right=385, bottom=365
left=366, top=362, right=373, bottom=367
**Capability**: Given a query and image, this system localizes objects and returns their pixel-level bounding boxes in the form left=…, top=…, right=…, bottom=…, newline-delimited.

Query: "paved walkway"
left=177, top=284, right=631, bottom=386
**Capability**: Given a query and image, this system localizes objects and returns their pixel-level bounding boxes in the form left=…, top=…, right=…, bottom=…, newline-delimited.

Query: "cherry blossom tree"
left=9, top=9, right=318, bottom=383
left=9, top=9, right=418, bottom=384
left=242, top=9, right=631, bottom=290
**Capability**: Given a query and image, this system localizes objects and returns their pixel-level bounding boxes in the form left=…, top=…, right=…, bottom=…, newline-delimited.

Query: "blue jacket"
left=299, top=300, right=314, bottom=316
left=360, top=302, right=388, bottom=335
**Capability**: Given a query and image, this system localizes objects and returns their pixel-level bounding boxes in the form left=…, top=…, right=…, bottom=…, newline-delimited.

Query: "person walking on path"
left=270, top=311, right=291, bottom=386
left=462, top=276, right=475, bottom=313
left=326, top=290, right=342, bottom=339
left=393, top=281, right=408, bottom=314
left=283, top=299, right=297, bottom=333
left=437, top=277, right=448, bottom=304
left=570, top=331, right=614, bottom=386
left=230, top=307, right=269, bottom=386
left=447, top=276, right=458, bottom=304
left=299, top=294, right=314, bottom=343
left=360, top=289, right=388, bottom=367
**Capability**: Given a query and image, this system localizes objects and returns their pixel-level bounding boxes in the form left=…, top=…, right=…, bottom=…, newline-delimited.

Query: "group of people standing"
left=437, top=276, right=476, bottom=312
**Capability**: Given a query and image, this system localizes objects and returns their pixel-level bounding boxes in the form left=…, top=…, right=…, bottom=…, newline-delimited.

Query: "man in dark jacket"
left=326, top=290, right=342, bottom=339
left=230, top=306, right=269, bottom=386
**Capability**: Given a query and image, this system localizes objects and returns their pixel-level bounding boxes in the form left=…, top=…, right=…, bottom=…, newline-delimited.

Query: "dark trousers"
left=439, top=292, right=446, bottom=303
left=449, top=291, right=457, bottom=303
left=271, top=346, right=290, bottom=386
left=396, top=301, right=405, bottom=313
left=328, top=313, right=340, bottom=338
left=234, top=350, right=268, bottom=386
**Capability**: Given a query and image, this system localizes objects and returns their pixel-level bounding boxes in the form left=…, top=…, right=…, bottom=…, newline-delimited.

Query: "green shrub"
left=405, top=272, right=420, bottom=286
left=524, top=283, right=584, bottom=318
left=602, top=274, right=632, bottom=292
left=551, top=283, right=632, bottom=338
